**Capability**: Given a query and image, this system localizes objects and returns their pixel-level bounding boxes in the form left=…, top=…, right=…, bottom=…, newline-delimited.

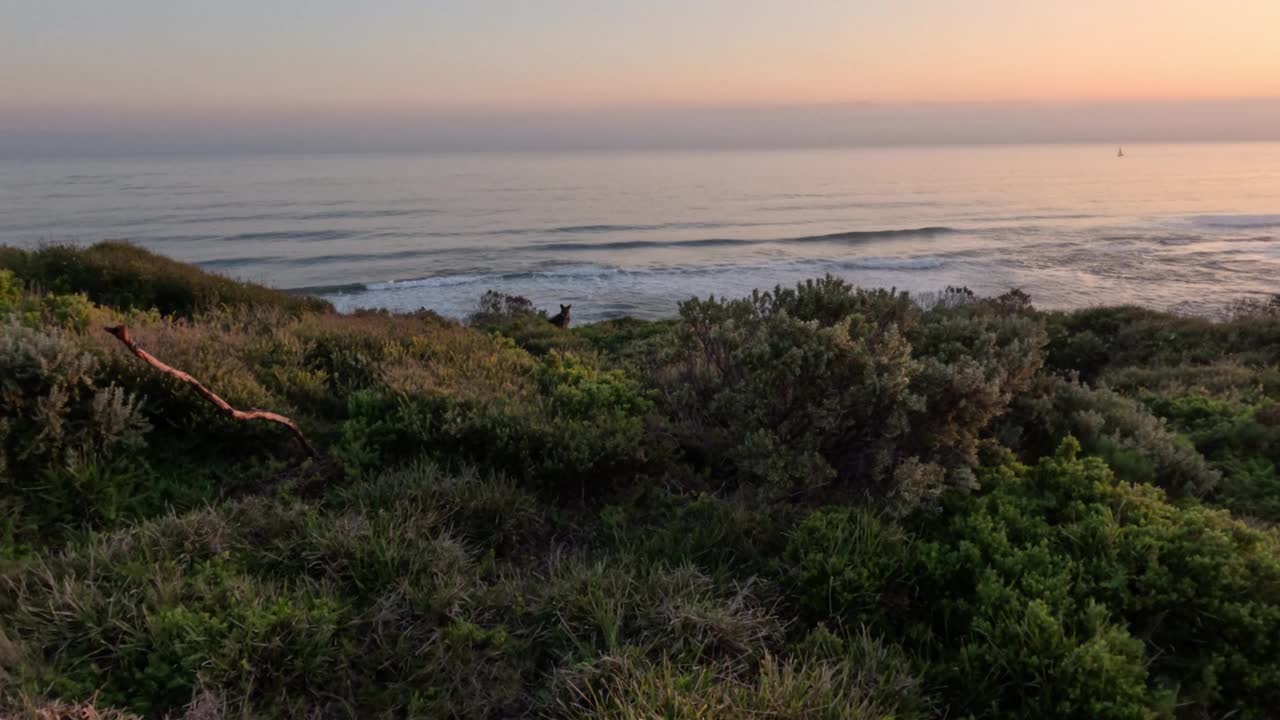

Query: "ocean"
left=3, top=143, right=1278, bottom=322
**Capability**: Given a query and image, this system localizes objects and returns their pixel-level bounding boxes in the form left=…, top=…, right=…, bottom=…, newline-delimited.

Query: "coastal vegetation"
left=2, top=242, right=1279, bottom=719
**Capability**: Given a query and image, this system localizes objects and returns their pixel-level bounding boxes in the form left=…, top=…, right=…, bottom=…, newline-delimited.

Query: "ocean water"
left=3, top=143, right=1278, bottom=322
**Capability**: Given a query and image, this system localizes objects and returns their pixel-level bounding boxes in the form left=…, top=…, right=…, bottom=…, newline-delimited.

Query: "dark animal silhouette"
left=549, top=304, right=571, bottom=329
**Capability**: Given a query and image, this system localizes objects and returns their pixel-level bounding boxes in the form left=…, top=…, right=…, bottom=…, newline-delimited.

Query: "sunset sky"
left=4, top=1, right=1280, bottom=154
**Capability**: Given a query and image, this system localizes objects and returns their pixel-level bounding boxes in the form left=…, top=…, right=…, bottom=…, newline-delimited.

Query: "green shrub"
left=0, top=242, right=331, bottom=318
left=301, top=328, right=383, bottom=395
left=1, top=268, right=96, bottom=332
left=1215, top=457, right=1280, bottom=522
left=0, top=322, right=148, bottom=466
left=537, top=350, right=650, bottom=418
left=0, top=268, right=23, bottom=311
left=909, top=439, right=1280, bottom=719
left=0, top=321, right=151, bottom=544
left=1103, top=363, right=1280, bottom=401
left=34, top=292, right=95, bottom=332
left=333, top=351, right=656, bottom=496
left=660, top=276, right=1044, bottom=506
left=469, top=289, right=541, bottom=324
left=1134, top=395, right=1280, bottom=520
left=1044, top=306, right=1280, bottom=377
left=1045, top=324, right=1111, bottom=382
left=662, top=280, right=917, bottom=498
left=571, top=317, right=678, bottom=364
left=999, top=376, right=1219, bottom=496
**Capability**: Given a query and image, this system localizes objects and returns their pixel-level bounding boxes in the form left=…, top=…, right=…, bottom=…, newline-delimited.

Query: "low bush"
left=1044, top=306, right=1280, bottom=379
left=469, top=289, right=542, bottom=325
left=659, top=276, right=1044, bottom=507
left=908, top=439, right=1280, bottom=719
left=0, top=242, right=331, bottom=318
left=1103, top=363, right=1280, bottom=401
left=999, top=375, right=1220, bottom=496
left=1138, top=393, right=1280, bottom=521
left=333, top=350, right=658, bottom=496
left=0, top=269, right=95, bottom=332
left=0, top=320, right=151, bottom=545
left=572, top=316, right=678, bottom=364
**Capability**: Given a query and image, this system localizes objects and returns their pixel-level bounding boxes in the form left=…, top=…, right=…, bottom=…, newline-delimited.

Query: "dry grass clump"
left=556, top=652, right=929, bottom=720
left=0, top=689, right=227, bottom=720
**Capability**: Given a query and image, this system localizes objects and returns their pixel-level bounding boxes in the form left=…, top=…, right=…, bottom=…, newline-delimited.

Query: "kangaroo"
left=548, top=304, right=571, bottom=329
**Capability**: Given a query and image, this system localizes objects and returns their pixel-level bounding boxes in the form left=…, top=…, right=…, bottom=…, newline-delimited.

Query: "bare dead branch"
left=104, top=324, right=317, bottom=457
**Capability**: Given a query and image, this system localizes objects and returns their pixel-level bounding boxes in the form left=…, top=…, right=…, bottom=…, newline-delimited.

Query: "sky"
left=4, top=1, right=1280, bottom=155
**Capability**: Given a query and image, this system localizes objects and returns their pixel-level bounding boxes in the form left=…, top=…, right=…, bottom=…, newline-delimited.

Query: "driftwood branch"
left=104, top=324, right=317, bottom=457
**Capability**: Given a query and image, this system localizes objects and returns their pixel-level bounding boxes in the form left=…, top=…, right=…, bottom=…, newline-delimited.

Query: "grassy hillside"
left=1, top=243, right=1278, bottom=719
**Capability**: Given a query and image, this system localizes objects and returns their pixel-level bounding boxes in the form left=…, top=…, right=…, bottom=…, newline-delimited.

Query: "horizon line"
left=7, top=138, right=1280, bottom=162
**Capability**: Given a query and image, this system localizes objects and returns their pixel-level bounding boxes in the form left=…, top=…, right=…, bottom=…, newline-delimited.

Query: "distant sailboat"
left=1117, top=146, right=1125, bottom=158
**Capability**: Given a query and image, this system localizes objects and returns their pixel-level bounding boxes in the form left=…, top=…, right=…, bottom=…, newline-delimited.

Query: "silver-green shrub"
left=658, top=276, right=1046, bottom=509
left=0, top=320, right=149, bottom=467
left=1, top=320, right=150, bottom=540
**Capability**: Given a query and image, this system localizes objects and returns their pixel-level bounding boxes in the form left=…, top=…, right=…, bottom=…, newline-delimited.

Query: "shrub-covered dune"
left=1, top=243, right=1279, bottom=719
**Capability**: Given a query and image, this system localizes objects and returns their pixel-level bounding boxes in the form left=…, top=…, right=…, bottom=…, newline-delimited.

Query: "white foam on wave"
left=838, top=256, right=947, bottom=271
left=322, top=255, right=969, bottom=322
left=354, top=256, right=948, bottom=300
left=366, top=273, right=493, bottom=291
